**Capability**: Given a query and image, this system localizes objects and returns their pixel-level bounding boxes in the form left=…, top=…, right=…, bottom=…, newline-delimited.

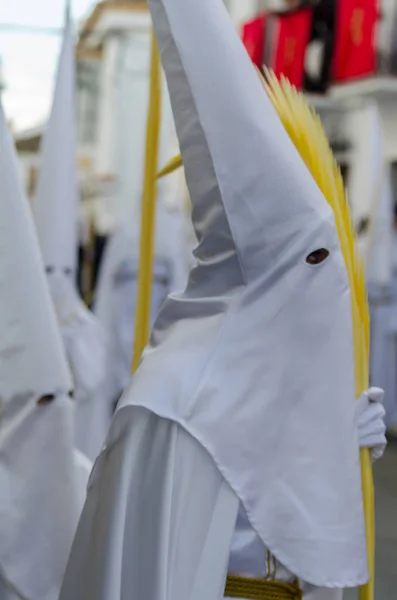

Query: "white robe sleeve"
left=59, top=407, right=239, bottom=600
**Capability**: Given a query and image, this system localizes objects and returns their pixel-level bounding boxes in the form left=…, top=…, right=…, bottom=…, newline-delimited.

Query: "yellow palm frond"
left=157, top=154, right=183, bottom=179
left=262, top=68, right=369, bottom=389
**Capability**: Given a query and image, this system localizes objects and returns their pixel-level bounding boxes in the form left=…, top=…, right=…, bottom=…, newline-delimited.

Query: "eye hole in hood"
left=306, top=248, right=330, bottom=265
left=37, top=394, right=56, bottom=406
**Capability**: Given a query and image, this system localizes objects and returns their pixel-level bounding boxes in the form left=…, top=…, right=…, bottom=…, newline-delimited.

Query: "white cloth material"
left=93, top=201, right=189, bottom=418
left=0, top=572, right=26, bottom=600
left=0, top=448, right=90, bottom=600
left=33, top=7, right=78, bottom=274
left=118, top=0, right=367, bottom=587
left=227, top=385, right=387, bottom=599
left=60, top=407, right=239, bottom=600
left=47, top=271, right=108, bottom=460
left=0, top=97, right=88, bottom=600
left=229, top=509, right=342, bottom=600
left=60, top=403, right=382, bottom=600
left=0, top=393, right=88, bottom=600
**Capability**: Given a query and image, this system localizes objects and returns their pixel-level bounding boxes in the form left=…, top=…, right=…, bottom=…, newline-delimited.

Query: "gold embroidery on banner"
left=284, top=37, right=296, bottom=68
left=350, top=8, right=364, bottom=47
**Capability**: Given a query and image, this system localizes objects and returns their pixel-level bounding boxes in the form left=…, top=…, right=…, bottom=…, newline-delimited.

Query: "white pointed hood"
left=0, top=100, right=83, bottom=600
left=118, top=0, right=367, bottom=587
left=32, top=6, right=107, bottom=457
left=0, top=103, right=71, bottom=401
left=34, top=6, right=78, bottom=274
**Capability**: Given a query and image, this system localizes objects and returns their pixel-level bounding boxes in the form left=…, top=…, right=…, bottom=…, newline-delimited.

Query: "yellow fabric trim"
left=225, top=575, right=302, bottom=600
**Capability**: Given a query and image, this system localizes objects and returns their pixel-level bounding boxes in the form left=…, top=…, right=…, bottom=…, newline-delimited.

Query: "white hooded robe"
left=33, top=7, right=107, bottom=460
left=0, top=96, right=91, bottom=600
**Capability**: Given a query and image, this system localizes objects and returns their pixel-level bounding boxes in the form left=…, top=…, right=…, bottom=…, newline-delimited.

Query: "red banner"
left=241, top=14, right=266, bottom=69
left=332, top=0, right=379, bottom=82
left=267, top=8, right=313, bottom=89
left=241, top=9, right=313, bottom=90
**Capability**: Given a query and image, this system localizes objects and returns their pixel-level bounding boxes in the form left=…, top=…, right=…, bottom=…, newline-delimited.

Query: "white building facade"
left=13, top=0, right=397, bottom=233
left=74, top=0, right=274, bottom=232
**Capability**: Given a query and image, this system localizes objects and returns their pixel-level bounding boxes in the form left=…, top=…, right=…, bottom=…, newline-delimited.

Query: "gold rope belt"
left=225, top=575, right=302, bottom=600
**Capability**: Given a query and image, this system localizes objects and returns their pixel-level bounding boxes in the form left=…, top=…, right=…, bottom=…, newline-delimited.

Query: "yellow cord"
left=157, top=154, right=183, bottom=179
left=131, top=33, right=162, bottom=373
left=225, top=575, right=302, bottom=600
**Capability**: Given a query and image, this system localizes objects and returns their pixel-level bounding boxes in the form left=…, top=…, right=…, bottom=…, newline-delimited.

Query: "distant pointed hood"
left=0, top=98, right=84, bottom=600
left=0, top=102, right=72, bottom=400
left=32, top=7, right=107, bottom=427
left=34, top=8, right=78, bottom=274
left=119, top=0, right=367, bottom=587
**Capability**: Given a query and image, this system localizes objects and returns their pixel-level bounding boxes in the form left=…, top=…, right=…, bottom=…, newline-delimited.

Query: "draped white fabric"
left=60, top=407, right=239, bottom=600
